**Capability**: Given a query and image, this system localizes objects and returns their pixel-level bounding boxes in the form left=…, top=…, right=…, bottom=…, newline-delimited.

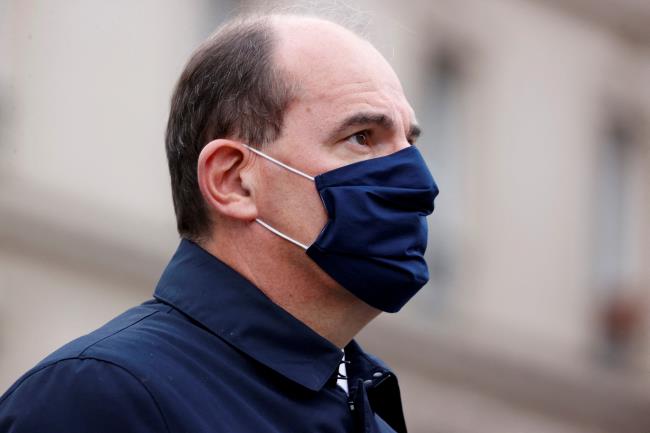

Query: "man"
left=0, top=13, right=437, bottom=433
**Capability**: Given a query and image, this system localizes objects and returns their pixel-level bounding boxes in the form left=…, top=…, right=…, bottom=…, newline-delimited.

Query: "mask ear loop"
left=243, top=144, right=315, bottom=181
left=254, top=219, right=310, bottom=250
left=242, top=144, right=314, bottom=251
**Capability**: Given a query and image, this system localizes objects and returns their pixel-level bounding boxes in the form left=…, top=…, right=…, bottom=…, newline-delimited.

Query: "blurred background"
left=1, top=0, right=649, bottom=432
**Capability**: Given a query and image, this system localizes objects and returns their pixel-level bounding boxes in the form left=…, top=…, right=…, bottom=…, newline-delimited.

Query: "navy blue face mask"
left=244, top=145, right=439, bottom=313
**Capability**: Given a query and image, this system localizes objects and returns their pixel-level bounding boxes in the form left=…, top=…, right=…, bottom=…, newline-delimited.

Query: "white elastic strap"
left=255, top=218, right=309, bottom=250
left=243, top=144, right=315, bottom=181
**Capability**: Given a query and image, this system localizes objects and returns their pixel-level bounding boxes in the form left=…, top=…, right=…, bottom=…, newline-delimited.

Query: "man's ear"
left=197, top=139, right=257, bottom=221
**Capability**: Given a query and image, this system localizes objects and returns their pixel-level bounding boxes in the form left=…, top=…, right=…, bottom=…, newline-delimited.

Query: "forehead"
left=272, top=17, right=416, bottom=127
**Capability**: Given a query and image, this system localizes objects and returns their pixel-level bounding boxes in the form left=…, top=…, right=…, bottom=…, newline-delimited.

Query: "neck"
left=199, top=223, right=380, bottom=348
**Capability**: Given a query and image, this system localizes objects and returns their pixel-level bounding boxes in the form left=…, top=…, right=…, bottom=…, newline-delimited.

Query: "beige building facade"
left=1, top=1, right=649, bottom=432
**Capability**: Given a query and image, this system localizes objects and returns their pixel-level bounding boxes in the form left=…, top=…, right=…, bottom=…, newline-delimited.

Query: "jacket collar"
left=153, top=239, right=344, bottom=391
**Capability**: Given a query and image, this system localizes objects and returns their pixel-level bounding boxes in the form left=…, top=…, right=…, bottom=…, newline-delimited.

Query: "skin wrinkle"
left=198, top=15, right=419, bottom=348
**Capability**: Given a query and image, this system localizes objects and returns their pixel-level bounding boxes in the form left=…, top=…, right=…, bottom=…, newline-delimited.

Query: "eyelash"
left=346, top=130, right=372, bottom=146
left=344, top=130, right=416, bottom=147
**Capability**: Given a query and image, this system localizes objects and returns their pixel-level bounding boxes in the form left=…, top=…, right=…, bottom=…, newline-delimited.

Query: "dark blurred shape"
left=599, top=291, right=645, bottom=368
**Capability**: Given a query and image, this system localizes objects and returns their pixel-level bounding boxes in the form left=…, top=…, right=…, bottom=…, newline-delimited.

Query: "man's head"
left=165, top=13, right=432, bottom=330
left=166, top=14, right=419, bottom=244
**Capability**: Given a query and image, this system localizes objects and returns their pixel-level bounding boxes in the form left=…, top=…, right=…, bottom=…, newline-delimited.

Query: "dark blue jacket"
left=0, top=239, right=407, bottom=432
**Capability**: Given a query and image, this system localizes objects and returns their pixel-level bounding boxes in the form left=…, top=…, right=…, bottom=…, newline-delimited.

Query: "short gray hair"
left=165, top=16, right=297, bottom=241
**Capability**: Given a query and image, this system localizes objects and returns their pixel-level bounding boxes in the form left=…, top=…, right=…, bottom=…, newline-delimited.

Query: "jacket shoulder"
left=0, top=301, right=172, bottom=432
left=36, top=301, right=165, bottom=366
left=0, top=356, right=170, bottom=433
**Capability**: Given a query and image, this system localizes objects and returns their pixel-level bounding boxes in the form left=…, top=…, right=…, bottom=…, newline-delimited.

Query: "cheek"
left=256, top=164, right=327, bottom=245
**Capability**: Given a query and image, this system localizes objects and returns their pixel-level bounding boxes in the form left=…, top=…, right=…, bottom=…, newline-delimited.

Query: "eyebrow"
left=408, top=124, right=422, bottom=142
left=328, top=112, right=422, bottom=143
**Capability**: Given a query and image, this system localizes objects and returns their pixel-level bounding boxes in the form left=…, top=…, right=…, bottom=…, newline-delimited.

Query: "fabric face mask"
left=244, top=144, right=439, bottom=313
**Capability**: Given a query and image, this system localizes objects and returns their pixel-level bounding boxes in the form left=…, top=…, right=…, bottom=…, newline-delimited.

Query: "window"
left=593, top=117, right=646, bottom=367
left=415, top=50, right=465, bottom=316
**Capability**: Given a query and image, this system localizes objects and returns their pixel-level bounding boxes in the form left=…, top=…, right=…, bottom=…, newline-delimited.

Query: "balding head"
left=270, top=15, right=398, bottom=90
left=166, top=13, right=416, bottom=242
left=268, top=15, right=416, bottom=146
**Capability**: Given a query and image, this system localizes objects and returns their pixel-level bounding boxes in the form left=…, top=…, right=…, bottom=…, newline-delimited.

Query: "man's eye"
left=347, top=131, right=370, bottom=146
